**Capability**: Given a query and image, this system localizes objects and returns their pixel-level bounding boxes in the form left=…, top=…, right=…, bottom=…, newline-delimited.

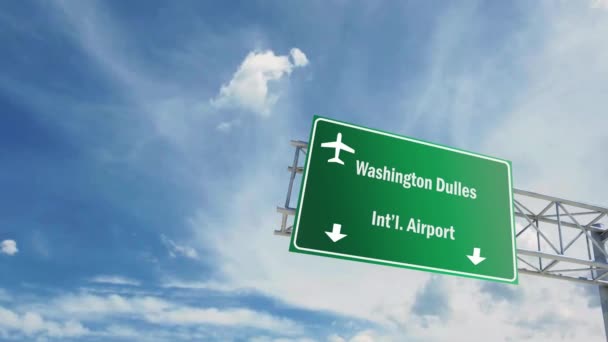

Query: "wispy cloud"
left=161, top=280, right=247, bottom=293
left=216, top=118, right=242, bottom=132
left=251, top=336, right=317, bottom=342
left=211, top=48, right=309, bottom=116
left=49, top=0, right=216, bottom=151
left=0, top=240, right=18, bottom=256
left=90, top=275, right=141, bottom=287
left=328, top=330, right=396, bottom=342
left=52, top=293, right=302, bottom=334
left=161, top=235, right=199, bottom=260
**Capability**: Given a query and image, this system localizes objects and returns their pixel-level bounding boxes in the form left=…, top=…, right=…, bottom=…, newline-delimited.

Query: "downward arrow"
left=467, top=248, right=486, bottom=265
left=325, top=223, right=347, bottom=242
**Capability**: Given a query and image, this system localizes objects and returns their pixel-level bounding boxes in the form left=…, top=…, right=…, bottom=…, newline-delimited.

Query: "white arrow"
left=467, top=248, right=486, bottom=265
left=325, top=223, right=347, bottom=242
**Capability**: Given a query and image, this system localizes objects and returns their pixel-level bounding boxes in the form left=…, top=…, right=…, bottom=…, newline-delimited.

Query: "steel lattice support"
left=275, top=140, right=608, bottom=286
left=274, top=140, right=308, bottom=237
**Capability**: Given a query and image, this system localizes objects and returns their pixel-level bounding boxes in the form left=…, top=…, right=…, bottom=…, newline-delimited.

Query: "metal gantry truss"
left=275, top=140, right=608, bottom=286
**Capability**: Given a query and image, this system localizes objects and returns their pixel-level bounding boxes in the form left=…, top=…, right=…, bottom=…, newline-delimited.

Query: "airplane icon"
left=321, top=132, right=355, bottom=165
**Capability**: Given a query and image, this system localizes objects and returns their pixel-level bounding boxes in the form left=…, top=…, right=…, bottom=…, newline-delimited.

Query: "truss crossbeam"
left=519, top=269, right=608, bottom=286
left=518, top=249, right=608, bottom=270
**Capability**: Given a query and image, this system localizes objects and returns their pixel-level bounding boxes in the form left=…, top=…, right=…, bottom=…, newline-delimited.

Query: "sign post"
left=289, top=116, right=518, bottom=284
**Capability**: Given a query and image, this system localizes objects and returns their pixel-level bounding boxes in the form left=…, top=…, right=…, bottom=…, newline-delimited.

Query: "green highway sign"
left=289, top=116, right=518, bottom=284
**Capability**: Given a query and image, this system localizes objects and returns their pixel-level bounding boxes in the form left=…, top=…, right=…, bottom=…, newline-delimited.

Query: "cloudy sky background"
left=1, top=0, right=608, bottom=341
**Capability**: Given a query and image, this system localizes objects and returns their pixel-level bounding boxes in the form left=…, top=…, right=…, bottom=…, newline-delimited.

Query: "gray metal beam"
left=290, top=140, right=309, bottom=148
left=517, top=249, right=608, bottom=270
left=518, top=269, right=608, bottom=286
left=276, top=206, right=296, bottom=215
left=591, top=230, right=608, bottom=338
left=514, top=188, right=608, bottom=214
left=514, top=212, right=605, bottom=232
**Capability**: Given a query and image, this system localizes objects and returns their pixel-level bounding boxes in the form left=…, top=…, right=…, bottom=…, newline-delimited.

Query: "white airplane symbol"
left=321, top=132, right=355, bottom=165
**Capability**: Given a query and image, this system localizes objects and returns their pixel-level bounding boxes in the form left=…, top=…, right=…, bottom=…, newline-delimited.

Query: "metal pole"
left=275, top=145, right=302, bottom=236
left=285, top=147, right=300, bottom=209
left=591, top=224, right=608, bottom=339
left=556, top=202, right=564, bottom=254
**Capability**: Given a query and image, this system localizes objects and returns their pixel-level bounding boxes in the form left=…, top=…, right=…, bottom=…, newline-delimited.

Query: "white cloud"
left=0, top=290, right=304, bottom=340
left=55, top=294, right=167, bottom=317
left=290, top=48, right=309, bottom=67
left=0, top=306, right=89, bottom=339
left=161, top=234, right=199, bottom=260
left=0, top=240, right=18, bottom=256
left=591, top=0, right=608, bottom=9
left=250, top=337, right=317, bottom=342
left=349, top=330, right=392, bottom=342
left=216, top=119, right=241, bottom=132
left=211, top=48, right=309, bottom=116
left=101, top=325, right=140, bottom=339
left=90, top=275, right=141, bottom=287
left=328, top=330, right=395, bottom=342
left=482, top=3, right=608, bottom=200
left=327, top=335, right=346, bottom=342
left=51, top=293, right=302, bottom=334
left=161, top=280, right=245, bottom=292
left=145, top=306, right=299, bottom=332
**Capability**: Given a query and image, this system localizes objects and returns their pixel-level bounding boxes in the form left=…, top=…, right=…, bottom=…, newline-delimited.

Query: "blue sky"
left=1, top=1, right=608, bottom=341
